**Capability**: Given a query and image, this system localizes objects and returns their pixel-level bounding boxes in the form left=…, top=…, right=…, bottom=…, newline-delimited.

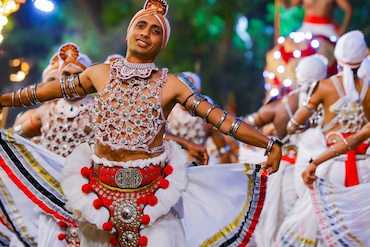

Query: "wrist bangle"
left=309, top=158, right=318, bottom=166
left=264, top=137, right=283, bottom=156
left=330, top=145, right=339, bottom=156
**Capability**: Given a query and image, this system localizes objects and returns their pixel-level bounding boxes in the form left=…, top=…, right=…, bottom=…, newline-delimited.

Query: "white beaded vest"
left=92, top=58, right=168, bottom=153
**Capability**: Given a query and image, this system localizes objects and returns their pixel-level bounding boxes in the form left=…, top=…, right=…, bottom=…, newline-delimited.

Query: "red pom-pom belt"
left=81, top=161, right=172, bottom=246
left=94, top=162, right=162, bottom=189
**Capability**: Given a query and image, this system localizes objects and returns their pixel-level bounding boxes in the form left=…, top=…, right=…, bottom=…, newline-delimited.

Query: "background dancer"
left=0, top=1, right=282, bottom=246
left=276, top=30, right=370, bottom=247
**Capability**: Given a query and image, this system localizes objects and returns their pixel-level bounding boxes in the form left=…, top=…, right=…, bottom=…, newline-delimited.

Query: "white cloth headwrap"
left=357, top=57, right=370, bottom=80
left=296, top=54, right=328, bottom=107
left=296, top=54, right=328, bottom=84
left=334, top=30, right=367, bottom=102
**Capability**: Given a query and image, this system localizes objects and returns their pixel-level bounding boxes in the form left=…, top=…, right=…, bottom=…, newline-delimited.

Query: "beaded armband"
left=264, top=137, right=283, bottom=156
left=60, top=74, right=86, bottom=100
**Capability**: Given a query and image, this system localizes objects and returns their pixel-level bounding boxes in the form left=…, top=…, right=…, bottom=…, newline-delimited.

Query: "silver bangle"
left=189, top=94, right=207, bottom=116
left=17, top=88, right=27, bottom=107
left=342, top=138, right=352, bottom=151
left=264, top=138, right=283, bottom=156
left=30, top=84, right=41, bottom=104
left=330, top=145, right=339, bottom=156
left=204, top=105, right=219, bottom=123
left=11, top=91, right=15, bottom=108
left=228, top=117, right=243, bottom=138
left=60, top=77, right=70, bottom=99
left=215, top=110, right=227, bottom=130
left=25, top=86, right=34, bottom=105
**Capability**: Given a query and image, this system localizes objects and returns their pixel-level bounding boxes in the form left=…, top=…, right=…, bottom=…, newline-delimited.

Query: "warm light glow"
left=10, top=58, right=20, bottom=67
left=10, top=70, right=25, bottom=82
left=21, top=61, right=30, bottom=72
left=0, top=0, right=26, bottom=40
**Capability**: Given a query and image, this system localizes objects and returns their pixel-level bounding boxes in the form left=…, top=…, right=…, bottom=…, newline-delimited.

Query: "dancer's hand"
left=262, top=143, right=282, bottom=174
left=302, top=162, right=317, bottom=189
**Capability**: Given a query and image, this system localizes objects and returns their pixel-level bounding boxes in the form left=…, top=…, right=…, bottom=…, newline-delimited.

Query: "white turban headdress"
left=296, top=54, right=328, bottom=85
left=334, top=30, right=367, bottom=102
left=58, top=43, right=92, bottom=74
left=296, top=54, right=328, bottom=107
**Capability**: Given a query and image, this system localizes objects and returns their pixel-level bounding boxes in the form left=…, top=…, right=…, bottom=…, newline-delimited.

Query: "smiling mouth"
left=136, top=38, right=150, bottom=47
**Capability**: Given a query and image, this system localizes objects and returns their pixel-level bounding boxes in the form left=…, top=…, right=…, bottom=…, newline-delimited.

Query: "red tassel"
left=163, top=165, right=173, bottom=176
left=109, top=236, right=119, bottom=245
left=147, top=195, right=158, bottom=206
left=102, top=222, right=113, bottom=231
left=159, top=178, right=169, bottom=189
left=58, top=221, right=66, bottom=228
left=81, top=184, right=92, bottom=193
left=138, top=236, right=148, bottom=246
left=80, top=166, right=91, bottom=177
left=57, top=233, right=66, bottom=240
left=138, top=196, right=148, bottom=205
left=93, top=199, right=103, bottom=209
left=141, top=214, right=150, bottom=225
